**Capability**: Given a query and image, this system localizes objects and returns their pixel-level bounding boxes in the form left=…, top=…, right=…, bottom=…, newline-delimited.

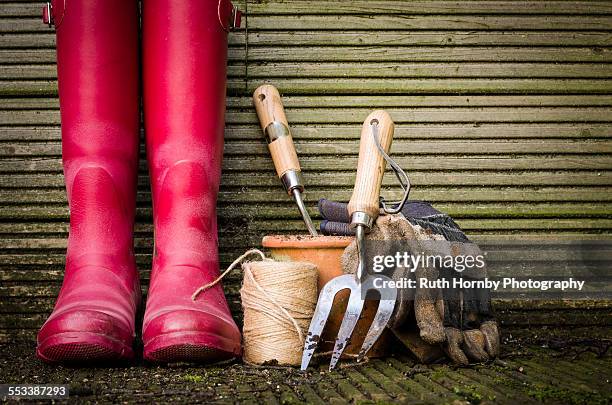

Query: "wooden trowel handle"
left=347, top=110, right=395, bottom=220
left=253, top=85, right=301, bottom=180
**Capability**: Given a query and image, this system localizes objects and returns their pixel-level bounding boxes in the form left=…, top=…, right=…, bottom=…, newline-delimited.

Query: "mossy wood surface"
left=0, top=0, right=611, bottom=343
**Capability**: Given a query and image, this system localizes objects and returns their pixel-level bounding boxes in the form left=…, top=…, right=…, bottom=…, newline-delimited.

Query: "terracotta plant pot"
left=262, top=235, right=390, bottom=358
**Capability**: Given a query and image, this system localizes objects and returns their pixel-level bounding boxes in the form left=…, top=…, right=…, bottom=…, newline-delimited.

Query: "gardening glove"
left=319, top=198, right=469, bottom=242
left=435, top=243, right=500, bottom=365
left=327, top=199, right=500, bottom=364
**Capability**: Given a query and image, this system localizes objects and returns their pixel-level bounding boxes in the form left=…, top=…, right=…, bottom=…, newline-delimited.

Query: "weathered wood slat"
left=0, top=48, right=245, bottom=63
left=2, top=139, right=611, bottom=157
left=245, top=47, right=612, bottom=63
left=0, top=32, right=56, bottom=48
left=0, top=285, right=150, bottom=300
left=0, top=253, right=155, bottom=265
left=229, top=171, right=612, bottom=188
left=0, top=202, right=609, bottom=224
left=221, top=139, right=612, bottom=155
left=3, top=62, right=612, bottom=79
left=0, top=261, right=609, bottom=281
left=246, top=15, right=612, bottom=31
left=0, top=232, right=607, bottom=256
left=5, top=242, right=608, bottom=266
left=1, top=155, right=610, bottom=172
left=1, top=124, right=611, bottom=142
left=244, top=79, right=612, bottom=94
left=0, top=0, right=248, bottom=14
left=0, top=19, right=51, bottom=33
left=245, top=63, right=612, bottom=79
left=229, top=187, right=612, bottom=203
left=2, top=47, right=611, bottom=64
left=3, top=95, right=612, bottom=110
left=0, top=249, right=610, bottom=282
left=246, top=1, right=612, bottom=15
left=1, top=239, right=610, bottom=257
left=4, top=31, right=612, bottom=49
left=234, top=95, right=612, bottom=108
left=3, top=78, right=612, bottom=96
left=0, top=200, right=610, bottom=224
left=0, top=64, right=243, bottom=80
left=226, top=124, right=612, bottom=140
left=0, top=97, right=58, bottom=108
left=243, top=31, right=612, bottom=47
left=0, top=187, right=609, bottom=204
left=0, top=79, right=243, bottom=96
left=3, top=107, right=612, bottom=125
left=1, top=235, right=607, bottom=255
left=1, top=244, right=609, bottom=265
left=2, top=171, right=611, bottom=188
left=5, top=15, right=612, bottom=32
left=0, top=216, right=610, bottom=236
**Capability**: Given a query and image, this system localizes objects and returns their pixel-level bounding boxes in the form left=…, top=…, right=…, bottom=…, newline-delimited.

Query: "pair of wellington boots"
left=36, top=0, right=242, bottom=363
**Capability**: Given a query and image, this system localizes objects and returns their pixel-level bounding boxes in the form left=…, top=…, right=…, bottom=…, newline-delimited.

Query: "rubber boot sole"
left=143, top=331, right=240, bottom=364
left=37, top=332, right=134, bottom=363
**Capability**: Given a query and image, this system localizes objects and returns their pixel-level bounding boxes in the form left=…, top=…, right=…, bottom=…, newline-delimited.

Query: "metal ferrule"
left=264, top=121, right=291, bottom=143
left=280, top=170, right=304, bottom=194
left=43, top=2, right=54, bottom=27
left=230, top=6, right=241, bottom=29
left=350, top=211, right=374, bottom=231
left=355, top=225, right=367, bottom=281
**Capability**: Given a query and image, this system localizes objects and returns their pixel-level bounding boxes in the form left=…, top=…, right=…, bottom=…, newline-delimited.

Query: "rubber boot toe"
left=37, top=309, right=134, bottom=363
left=143, top=308, right=241, bottom=363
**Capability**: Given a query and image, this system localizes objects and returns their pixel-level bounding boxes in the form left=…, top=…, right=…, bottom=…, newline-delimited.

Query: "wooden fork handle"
left=347, top=110, right=395, bottom=222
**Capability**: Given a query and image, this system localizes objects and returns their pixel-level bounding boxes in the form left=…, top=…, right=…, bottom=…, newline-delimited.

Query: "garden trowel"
left=253, top=85, right=318, bottom=236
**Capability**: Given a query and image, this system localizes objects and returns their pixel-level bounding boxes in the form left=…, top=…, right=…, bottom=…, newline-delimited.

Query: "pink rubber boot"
left=141, top=0, right=242, bottom=363
left=37, top=0, right=141, bottom=363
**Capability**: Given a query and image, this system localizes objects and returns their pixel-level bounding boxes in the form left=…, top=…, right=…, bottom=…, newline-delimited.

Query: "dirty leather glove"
left=438, top=250, right=500, bottom=365
left=326, top=199, right=500, bottom=364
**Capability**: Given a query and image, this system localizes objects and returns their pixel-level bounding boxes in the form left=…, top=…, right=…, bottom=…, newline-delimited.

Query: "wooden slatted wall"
left=0, top=1, right=611, bottom=341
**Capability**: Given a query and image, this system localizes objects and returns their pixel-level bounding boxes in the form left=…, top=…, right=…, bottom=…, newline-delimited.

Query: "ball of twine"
left=191, top=249, right=318, bottom=367
left=241, top=259, right=318, bottom=366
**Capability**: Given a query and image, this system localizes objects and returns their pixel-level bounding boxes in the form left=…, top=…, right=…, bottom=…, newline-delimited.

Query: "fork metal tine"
left=301, top=274, right=397, bottom=371
left=356, top=279, right=397, bottom=361
left=329, top=285, right=365, bottom=370
left=301, top=274, right=355, bottom=371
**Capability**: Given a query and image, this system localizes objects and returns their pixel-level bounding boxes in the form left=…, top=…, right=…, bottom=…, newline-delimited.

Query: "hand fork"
left=301, top=110, right=398, bottom=371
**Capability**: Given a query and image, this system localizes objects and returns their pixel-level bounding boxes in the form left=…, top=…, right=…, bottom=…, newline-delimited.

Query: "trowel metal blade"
left=292, top=188, right=318, bottom=236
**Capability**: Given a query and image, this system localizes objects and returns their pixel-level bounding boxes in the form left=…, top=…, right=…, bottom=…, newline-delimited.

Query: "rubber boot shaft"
left=37, top=0, right=141, bottom=363
left=142, top=0, right=242, bottom=363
